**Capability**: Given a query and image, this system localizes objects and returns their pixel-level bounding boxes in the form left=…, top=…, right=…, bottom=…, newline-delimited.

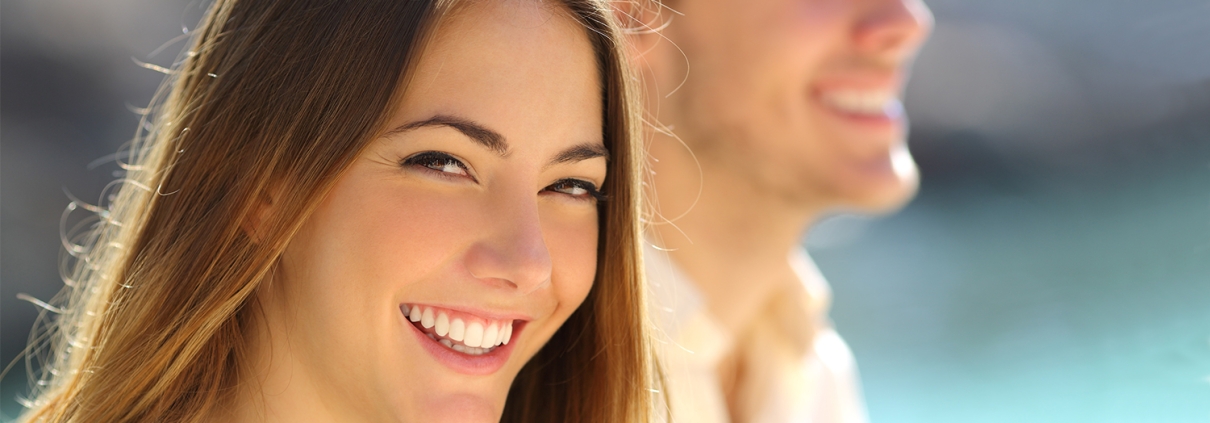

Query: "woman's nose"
left=854, top=0, right=934, bottom=63
left=464, top=195, right=553, bottom=294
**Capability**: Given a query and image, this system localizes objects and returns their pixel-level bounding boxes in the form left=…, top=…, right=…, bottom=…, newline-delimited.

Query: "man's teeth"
left=820, top=90, right=901, bottom=115
left=404, top=305, right=513, bottom=354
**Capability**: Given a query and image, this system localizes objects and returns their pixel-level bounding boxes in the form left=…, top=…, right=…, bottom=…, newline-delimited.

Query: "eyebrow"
left=551, top=143, right=609, bottom=165
left=385, top=114, right=609, bottom=165
left=387, top=115, right=509, bottom=156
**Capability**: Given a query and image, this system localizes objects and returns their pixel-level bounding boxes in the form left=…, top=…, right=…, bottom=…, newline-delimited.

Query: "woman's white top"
left=647, top=243, right=869, bottom=423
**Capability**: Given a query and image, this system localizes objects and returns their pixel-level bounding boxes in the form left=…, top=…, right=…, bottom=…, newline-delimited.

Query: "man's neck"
left=646, top=133, right=820, bottom=337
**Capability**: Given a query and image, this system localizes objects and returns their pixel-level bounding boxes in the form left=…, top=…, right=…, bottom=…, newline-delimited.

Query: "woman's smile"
left=401, top=303, right=530, bottom=375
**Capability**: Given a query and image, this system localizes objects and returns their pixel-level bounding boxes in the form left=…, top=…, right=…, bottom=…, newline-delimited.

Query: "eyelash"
left=401, top=151, right=473, bottom=180
left=544, top=178, right=607, bottom=203
left=400, top=151, right=606, bottom=202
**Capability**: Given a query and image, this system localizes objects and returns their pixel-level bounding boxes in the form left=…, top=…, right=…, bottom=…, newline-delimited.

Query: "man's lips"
left=811, top=71, right=906, bottom=119
left=814, top=87, right=904, bottom=119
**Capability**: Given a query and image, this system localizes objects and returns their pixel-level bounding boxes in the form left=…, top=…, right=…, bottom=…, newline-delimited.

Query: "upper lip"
left=811, top=70, right=904, bottom=93
left=401, top=302, right=534, bottom=323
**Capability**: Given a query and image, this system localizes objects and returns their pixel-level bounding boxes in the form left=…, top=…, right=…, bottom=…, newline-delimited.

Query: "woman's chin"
left=392, top=341, right=519, bottom=423
left=409, top=392, right=504, bottom=423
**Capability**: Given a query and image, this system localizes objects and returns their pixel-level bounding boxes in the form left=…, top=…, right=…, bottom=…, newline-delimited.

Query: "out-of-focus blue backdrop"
left=2, top=0, right=1209, bottom=421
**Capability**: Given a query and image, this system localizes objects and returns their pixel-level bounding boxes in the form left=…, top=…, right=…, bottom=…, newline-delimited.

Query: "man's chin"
left=835, top=174, right=919, bottom=216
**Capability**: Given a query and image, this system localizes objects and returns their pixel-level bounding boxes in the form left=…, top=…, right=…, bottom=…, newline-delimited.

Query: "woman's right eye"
left=401, top=151, right=472, bottom=178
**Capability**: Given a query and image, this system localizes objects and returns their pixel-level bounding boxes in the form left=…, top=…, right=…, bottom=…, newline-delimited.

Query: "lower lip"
left=403, top=312, right=523, bottom=376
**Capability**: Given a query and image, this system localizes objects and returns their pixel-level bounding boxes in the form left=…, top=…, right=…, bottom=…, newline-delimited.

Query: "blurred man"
left=629, top=1, right=933, bottom=422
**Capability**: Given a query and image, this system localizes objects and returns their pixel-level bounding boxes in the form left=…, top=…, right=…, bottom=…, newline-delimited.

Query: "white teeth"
left=821, top=90, right=899, bottom=115
left=483, top=323, right=499, bottom=348
left=449, top=318, right=466, bottom=342
left=421, top=308, right=435, bottom=329
left=403, top=305, right=515, bottom=354
left=435, top=312, right=449, bottom=336
left=449, top=344, right=488, bottom=355
left=465, top=322, right=484, bottom=348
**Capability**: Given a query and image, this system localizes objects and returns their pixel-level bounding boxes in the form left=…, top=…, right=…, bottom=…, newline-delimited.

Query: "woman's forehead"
left=394, top=1, right=603, bottom=153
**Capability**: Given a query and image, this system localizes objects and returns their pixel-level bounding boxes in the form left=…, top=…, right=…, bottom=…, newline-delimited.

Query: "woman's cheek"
left=359, top=185, right=484, bottom=285
left=543, top=207, right=600, bottom=309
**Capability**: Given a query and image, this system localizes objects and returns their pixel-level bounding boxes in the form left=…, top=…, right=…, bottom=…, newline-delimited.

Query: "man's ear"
left=242, top=186, right=278, bottom=243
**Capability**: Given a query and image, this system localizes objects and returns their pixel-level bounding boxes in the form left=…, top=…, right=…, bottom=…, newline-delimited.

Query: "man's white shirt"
left=646, top=242, right=869, bottom=423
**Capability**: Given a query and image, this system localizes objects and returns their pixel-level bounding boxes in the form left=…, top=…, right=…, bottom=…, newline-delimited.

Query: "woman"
left=20, top=0, right=656, bottom=421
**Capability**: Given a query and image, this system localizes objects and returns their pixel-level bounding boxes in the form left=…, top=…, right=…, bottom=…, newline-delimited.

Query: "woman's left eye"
left=544, top=179, right=605, bottom=202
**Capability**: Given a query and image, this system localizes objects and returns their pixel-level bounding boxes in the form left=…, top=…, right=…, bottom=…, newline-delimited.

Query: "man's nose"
left=854, top=0, right=934, bottom=63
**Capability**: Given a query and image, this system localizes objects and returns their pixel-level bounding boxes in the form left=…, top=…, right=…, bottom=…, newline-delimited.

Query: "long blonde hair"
left=20, top=1, right=656, bottom=422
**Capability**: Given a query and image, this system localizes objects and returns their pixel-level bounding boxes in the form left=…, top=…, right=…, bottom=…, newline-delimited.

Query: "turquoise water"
left=813, top=165, right=1210, bottom=422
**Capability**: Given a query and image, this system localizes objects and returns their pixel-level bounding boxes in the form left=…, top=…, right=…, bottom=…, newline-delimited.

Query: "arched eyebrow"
left=550, top=143, right=609, bottom=165
left=384, top=114, right=607, bottom=165
left=385, top=115, right=509, bottom=156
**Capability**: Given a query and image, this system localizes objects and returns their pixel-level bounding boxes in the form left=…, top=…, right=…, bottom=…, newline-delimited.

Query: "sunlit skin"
left=632, top=0, right=934, bottom=386
left=228, top=2, right=604, bottom=422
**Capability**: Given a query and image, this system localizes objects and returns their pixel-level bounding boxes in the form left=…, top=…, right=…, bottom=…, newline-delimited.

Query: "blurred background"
left=2, top=0, right=1208, bottom=421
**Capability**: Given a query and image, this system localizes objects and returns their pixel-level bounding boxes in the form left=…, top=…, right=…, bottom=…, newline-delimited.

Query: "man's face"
left=642, top=0, right=933, bottom=212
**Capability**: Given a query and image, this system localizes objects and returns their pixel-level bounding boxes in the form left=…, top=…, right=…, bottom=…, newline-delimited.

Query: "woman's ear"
left=242, top=187, right=278, bottom=243
left=611, top=0, right=672, bottom=71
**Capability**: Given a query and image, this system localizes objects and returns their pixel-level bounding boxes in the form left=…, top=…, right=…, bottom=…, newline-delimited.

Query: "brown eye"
left=402, top=152, right=470, bottom=177
left=544, top=179, right=605, bottom=202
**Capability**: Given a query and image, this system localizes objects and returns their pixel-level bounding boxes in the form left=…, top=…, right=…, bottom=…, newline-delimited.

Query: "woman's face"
left=254, top=3, right=604, bottom=422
